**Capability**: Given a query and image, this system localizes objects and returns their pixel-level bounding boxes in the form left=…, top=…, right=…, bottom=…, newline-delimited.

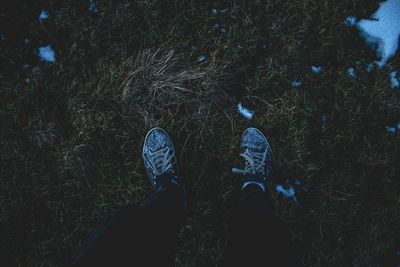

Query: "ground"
left=1, top=0, right=400, bottom=266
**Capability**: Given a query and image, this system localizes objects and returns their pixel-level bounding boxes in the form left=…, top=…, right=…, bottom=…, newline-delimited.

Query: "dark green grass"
left=1, top=0, right=400, bottom=265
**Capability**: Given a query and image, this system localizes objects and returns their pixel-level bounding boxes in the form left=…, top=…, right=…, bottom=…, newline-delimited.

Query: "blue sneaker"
left=142, top=127, right=180, bottom=191
left=232, top=128, right=272, bottom=191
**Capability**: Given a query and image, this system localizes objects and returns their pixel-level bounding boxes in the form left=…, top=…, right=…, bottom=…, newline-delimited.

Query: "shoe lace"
left=232, top=148, right=266, bottom=176
left=147, top=145, right=175, bottom=175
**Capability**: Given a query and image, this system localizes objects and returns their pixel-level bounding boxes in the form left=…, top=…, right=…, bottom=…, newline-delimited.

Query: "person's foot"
left=142, top=127, right=180, bottom=191
left=232, top=128, right=272, bottom=192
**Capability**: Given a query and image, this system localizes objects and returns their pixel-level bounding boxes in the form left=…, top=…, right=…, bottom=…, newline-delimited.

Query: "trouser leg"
left=74, top=181, right=185, bottom=267
left=220, top=184, right=299, bottom=267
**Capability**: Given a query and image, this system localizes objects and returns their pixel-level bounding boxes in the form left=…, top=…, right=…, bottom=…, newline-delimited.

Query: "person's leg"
left=220, top=184, right=298, bottom=267
left=220, top=128, right=299, bottom=267
left=74, top=128, right=185, bottom=267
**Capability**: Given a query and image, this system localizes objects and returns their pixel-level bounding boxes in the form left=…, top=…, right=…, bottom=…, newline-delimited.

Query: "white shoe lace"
left=146, top=145, right=175, bottom=175
left=232, top=148, right=266, bottom=175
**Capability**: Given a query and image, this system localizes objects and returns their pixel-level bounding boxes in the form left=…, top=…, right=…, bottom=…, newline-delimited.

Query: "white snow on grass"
left=311, top=66, right=322, bottom=73
left=276, top=185, right=295, bottom=198
left=276, top=184, right=299, bottom=204
left=385, top=126, right=396, bottom=133
left=366, top=63, right=374, bottom=72
left=345, top=16, right=356, bottom=26
left=294, top=179, right=309, bottom=192
left=292, top=80, right=302, bottom=87
left=221, top=8, right=229, bottom=14
left=385, top=122, right=400, bottom=133
left=196, top=55, right=205, bottom=62
left=390, top=71, right=399, bottom=88
left=347, top=67, right=356, bottom=77
left=276, top=178, right=309, bottom=205
left=212, top=8, right=228, bottom=14
left=356, top=0, right=400, bottom=67
left=38, top=45, right=56, bottom=62
left=237, top=102, right=254, bottom=120
left=39, top=10, right=49, bottom=20
left=89, top=0, right=98, bottom=12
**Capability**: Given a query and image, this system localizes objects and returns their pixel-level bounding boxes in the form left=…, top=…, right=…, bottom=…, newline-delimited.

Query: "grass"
left=1, top=0, right=400, bottom=265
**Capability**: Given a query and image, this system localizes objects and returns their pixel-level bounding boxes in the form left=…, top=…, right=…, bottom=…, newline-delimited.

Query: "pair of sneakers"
left=142, top=127, right=272, bottom=193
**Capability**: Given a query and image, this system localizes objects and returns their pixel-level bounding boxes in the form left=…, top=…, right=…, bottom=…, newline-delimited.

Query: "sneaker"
left=232, top=128, right=272, bottom=191
left=142, top=127, right=180, bottom=191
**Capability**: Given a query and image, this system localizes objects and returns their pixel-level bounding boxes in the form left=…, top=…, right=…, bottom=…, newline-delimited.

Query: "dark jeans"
left=74, top=183, right=299, bottom=266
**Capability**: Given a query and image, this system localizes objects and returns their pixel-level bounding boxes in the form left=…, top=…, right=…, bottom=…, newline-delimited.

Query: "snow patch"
left=276, top=185, right=295, bottom=198
left=347, top=67, right=356, bottom=77
left=276, top=184, right=299, bottom=205
left=276, top=179, right=309, bottom=205
left=292, top=80, right=302, bottom=87
left=311, top=66, right=322, bottom=73
left=237, top=102, right=254, bottom=120
left=390, top=71, right=399, bottom=88
left=345, top=16, right=356, bottom=26
left=38, top=45, right=56, bottom=62
left=89, top=0, right=98, bottom=12
left=356, top=0, right=400, bottom=67
left=196, top=55, right=205, bottom=62
left=385, top=126, right=396, bottom=133
left=366, top=63, right=374, bottom=72
left=39, top=10, right=49, bottom=20
left=221, top=8, right=229, bottom=14
left=294, top=179, right=309, bottom=192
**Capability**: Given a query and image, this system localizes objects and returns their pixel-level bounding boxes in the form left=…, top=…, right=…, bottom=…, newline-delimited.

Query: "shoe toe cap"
left=144, top=128, right=173, bottom=152
left=241, top=128, right=269, bottom=151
